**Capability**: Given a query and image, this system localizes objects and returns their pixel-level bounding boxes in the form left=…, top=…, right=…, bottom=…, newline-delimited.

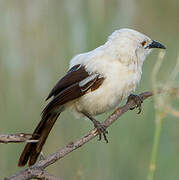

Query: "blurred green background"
left=0, top=0, right=179, bottom=179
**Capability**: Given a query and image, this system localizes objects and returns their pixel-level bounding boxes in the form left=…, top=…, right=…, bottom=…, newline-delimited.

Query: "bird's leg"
left=82, top=111, right=108, bottom=143
left=127, top=94, right=143, bottom=114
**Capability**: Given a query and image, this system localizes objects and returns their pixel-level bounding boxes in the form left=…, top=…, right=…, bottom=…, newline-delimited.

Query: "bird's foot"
left=82, top=111, right=109, bottom=143
left=93, top=120, right=108, bottom=143
left=127, top=94, right=143, bottom=114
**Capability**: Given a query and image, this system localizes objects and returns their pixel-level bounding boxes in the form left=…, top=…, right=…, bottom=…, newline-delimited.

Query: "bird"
left=18, top=28, right=166, bottom=167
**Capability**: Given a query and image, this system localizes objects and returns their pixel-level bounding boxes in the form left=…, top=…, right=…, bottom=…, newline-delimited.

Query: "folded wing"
left=46, top=64, right=89, bottom=100
left=42, top=64, right=104, bottom=118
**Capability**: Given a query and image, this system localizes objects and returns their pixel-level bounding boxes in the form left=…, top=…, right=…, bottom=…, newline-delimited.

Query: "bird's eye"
left=141, top=41, right=146, bottom=47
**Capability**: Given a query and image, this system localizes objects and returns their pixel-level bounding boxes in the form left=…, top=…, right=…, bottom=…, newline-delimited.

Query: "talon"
left=94, top=121, right=109, bottom=143
left=127, top=94, right=143, bottom=114
left=130, top=107, right=135, bottom=110
left=103, top=133, right=108, bottom=143
left=81, top=111, right=109, bottom=143
left=137, top=106, right=142, bottom=114
left=98, top=133, right=102, bottom=141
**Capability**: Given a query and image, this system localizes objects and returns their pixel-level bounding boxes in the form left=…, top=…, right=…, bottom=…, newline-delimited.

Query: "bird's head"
left=107, top=28, right=166, bottom=64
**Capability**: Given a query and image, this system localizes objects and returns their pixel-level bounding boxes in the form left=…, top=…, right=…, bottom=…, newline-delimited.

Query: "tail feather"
left=18, top=113, right=60, bottom=167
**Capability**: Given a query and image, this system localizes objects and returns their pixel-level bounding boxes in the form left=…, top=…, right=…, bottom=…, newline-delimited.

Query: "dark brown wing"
left=46, top=64, right=89, bottom=100
left=42, top=69, right=104, bottom=118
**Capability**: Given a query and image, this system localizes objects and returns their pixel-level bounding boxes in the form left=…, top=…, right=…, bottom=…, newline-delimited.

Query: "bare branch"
left=4, top=169, right=62, bottom=180
left=6, top=91, right=153, bottom=180
left=0, top=133, right=38, bottom=143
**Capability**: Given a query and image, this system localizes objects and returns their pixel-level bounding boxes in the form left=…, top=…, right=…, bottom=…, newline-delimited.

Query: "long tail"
left=18, top=112, right=60, bottom=167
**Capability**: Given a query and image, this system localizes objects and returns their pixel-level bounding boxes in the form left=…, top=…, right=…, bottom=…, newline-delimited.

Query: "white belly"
left=73, top=61, right=141, bottom=115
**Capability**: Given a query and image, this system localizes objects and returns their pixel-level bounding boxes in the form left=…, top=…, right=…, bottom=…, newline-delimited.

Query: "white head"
left=106, top=28, right=166, bottom=64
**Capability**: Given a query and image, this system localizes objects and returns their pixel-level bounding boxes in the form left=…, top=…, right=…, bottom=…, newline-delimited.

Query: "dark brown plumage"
left=46, top=64, right=89, bottom=100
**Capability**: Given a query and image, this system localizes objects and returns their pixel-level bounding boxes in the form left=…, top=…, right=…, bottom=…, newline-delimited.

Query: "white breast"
left=67, top=43, right=142, bottom=116
left=74, top=58, right=141, bottom=115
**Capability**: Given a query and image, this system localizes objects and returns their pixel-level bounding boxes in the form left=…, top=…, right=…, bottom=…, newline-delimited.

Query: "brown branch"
left=0, top=133, right=38, bottom=143
left=4, top=169, right=62, bottom=180
left=6, top=91, right=153, bottom=180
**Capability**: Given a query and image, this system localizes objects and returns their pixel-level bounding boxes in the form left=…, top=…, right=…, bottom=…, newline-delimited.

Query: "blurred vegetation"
left=0, top=0, right=178, bottom=180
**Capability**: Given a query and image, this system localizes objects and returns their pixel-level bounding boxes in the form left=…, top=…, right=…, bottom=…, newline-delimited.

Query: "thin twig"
left=0, top=133, right=38, bottom=143
left=6, top=91, right=153, bottom=180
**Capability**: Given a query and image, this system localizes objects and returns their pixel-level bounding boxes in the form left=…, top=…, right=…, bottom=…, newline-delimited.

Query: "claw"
left=127, top=94, right=143, bottom=114
left=137, top=106, right=142, bottom=114
left=82, top=111, right=109, bottom=143
left=94, top=121, right=108, bottom=143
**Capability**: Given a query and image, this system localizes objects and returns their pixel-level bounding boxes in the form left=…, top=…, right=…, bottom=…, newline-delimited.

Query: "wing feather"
left=42, top=66, right=104, bottom=117
left=46, top=64, right=89, bottom=100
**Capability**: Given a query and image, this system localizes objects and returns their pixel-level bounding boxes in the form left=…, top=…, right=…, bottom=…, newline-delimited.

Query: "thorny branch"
left=5, top=91, right=153, bottom=180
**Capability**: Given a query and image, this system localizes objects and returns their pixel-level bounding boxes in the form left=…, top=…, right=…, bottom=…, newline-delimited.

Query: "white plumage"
left=68, top=28, right=153, bottom=115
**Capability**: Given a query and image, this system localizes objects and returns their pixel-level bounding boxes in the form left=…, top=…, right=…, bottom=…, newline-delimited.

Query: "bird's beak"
left=146, top=40, right=166, bottom=49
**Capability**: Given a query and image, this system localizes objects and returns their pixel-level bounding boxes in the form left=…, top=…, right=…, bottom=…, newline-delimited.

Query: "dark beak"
left=147, top=40, right=166, bottom=49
